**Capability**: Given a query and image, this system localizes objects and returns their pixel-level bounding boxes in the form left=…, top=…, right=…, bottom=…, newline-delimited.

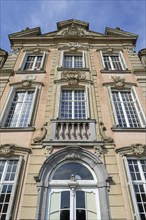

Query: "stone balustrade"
left=50, top=119, right=97, bottom=141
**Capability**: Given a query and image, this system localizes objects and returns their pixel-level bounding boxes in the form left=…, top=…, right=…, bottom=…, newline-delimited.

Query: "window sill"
left=57, top=67, right=89, bottom=71
left=111, top=126, right=146, bottom=132
left=15, top=70, right=46, bottom=74
left=0, top=127, right=35, bottom=132
left=100, top=69, right=131, bottom=74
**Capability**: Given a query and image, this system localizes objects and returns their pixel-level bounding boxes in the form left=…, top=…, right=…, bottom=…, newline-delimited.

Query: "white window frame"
left=20, top=52, right=45, bottom=71
left=59, top=87, right=89, bottom=119
left=0, top=85, right=41, bottom=128
left=124, top=157, right=146, bottom=220
left=61, top=51, right=85, bottom=68
left=108, top=86, right=146, bottom=128
left=100, top=51, right=127, bottom=71
left=0, top=157, right=22, bottom=220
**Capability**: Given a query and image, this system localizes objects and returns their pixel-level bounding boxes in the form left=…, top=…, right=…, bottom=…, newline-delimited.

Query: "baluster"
left=65, top=123, right=69, bottom=140
left=86, top=123, right=90, bottom=139
left=59, top=122, right=64, bottom=140
left=82, top=122, right=87, bottom=140
left=71, top=122, right=75, bottom=140
left=76, top=123, right=81, bottom=140
left=56, top=123, right=59, bottom=139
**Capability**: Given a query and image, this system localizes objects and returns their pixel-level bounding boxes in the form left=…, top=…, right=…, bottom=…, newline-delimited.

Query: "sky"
left=0, top=0, right=146, bottom=53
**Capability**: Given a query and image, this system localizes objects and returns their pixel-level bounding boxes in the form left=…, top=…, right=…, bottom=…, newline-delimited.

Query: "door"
left=48, top=188, right=98, bottom=220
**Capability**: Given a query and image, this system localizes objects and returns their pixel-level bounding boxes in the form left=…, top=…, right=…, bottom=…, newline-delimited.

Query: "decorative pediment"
left=44, top=19, right=103, bottom=38
left=9, top=27, right=41, bottom=38
left=105, top=27, right=138, bottom=39
left=116, top=143, right=146, bottom=156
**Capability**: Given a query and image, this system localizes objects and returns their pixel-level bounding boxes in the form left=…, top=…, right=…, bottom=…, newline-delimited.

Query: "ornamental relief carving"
left=94, top=145, right=103, bottom=157
left=0, top=144, right=15, bottom=157
left=44, top=146, right=53, bottom=158
left=116, top=143, right=145, bottom=156
left=111, top=76, right=125, bottom=89
left=62, top=71, right=86, bottom=85
left=58, top=42, right=87, bottom=51
left=132, top=144, right=145, bottom=155
left=57, top=24, right=88, bottom=37
left=65, top=153, right=84, bottom=160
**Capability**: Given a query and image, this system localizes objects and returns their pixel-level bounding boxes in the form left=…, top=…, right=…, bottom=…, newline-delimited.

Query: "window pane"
left=52, top=162, right=93, bottom=180
left=76, top=210, right=86, bottom=220
left=76, top=191, right=85, bottom=208
left=61, top=191, right=70, bottom=209
left=60, top=210, right=70, bottom=220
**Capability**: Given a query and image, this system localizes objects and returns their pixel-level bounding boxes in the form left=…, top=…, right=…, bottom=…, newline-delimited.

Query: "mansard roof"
left=8, top=19, right=138, bottom=45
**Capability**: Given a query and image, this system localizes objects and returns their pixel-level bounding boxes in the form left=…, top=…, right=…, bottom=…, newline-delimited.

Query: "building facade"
left=0, top=19, right=146, bottom=220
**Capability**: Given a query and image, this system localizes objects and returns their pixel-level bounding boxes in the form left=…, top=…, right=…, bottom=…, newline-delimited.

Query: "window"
left=109, top=87, right=145, bottom=128
left=0, top=85, right=40, bottom=128
left=60, top=90, right=87, bottom=119
left=47, top=162, right=99, bottom=220
left=63, top=52, right=85, bottom=68
left=100, top=51, right=127, bottom=71
left=21, top=52, right=45, bottom=71
left=125, top=158, right=146, bottom=220
left=0, top=158, right=21, bottom=220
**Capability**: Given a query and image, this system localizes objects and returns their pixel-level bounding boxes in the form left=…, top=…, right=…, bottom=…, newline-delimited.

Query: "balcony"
left=49, top=119, right=97, bottom=142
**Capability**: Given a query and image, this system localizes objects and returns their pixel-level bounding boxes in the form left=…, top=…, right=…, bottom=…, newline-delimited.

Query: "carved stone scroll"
left=99, top=122, right=113, bottom=143
left=33, top=123, right=47, bottom=143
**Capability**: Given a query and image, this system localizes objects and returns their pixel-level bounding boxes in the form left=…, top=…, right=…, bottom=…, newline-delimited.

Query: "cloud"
left=1, top=0, right=145, bottom=52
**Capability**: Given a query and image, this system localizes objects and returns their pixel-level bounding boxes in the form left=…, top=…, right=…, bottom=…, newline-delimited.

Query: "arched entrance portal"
left=35, top=146, right=110, bottom=220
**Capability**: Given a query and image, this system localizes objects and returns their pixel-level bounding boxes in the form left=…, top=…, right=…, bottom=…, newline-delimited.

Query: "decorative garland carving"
left=116, top=143, right=145, bottom=156
left=44, top=146, right=53, bottom=158
left=132, top=144, right=145, bottom=155
left=21, top=80, right=32, bottom=88
left=65, top=153, right=84, bottom=160
left=59, top=23, right=87, bottom=37
left=111, top=76, right=125, bottom=89
left=62, top=71, right=86, bottom=85
left=94, top=145, right=102, bottom=157
left=33, top=123, right=47, bottom=143
left=99, top=122, right=113, bottom=143
left=0, top=144, right=15, bottom=157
